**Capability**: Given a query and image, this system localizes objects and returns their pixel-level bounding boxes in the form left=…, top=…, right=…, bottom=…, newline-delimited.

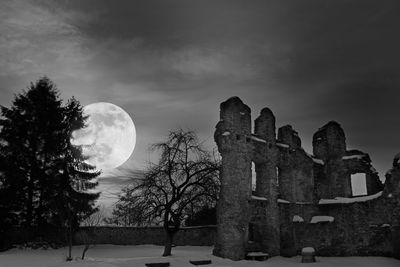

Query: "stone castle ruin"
left=212, top=97, right=400, bottom=260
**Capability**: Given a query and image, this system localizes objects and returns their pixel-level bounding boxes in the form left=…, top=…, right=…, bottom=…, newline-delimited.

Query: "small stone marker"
left=301, top=247, right=316, bottom=263
left=145, top=262, right=170, bottom=267
left=245, top=252, right=269, bottom=261
left=189, top=259, right=212, bottom=265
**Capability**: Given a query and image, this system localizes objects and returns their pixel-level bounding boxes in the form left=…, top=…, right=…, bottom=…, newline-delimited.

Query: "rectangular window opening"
left=252, top=162, right=256, bottom=192
left=351, top=173, right=367, bottom=196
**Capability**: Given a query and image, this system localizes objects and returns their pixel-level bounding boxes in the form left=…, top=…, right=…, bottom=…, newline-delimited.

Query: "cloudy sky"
left=1, top=0, right=400, bottom=209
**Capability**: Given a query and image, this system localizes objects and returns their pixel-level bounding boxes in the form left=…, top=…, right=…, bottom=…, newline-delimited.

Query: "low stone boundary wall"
left=74, top=225, right=216, bottom=246
left=5, top=226, right=216, bottom=247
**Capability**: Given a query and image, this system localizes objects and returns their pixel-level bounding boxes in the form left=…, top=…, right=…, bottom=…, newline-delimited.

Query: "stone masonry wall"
left=384, top=154, right=400, bottom=259
left=292, top=197, right=394, bottom=257
left=277, top=125, right=314, bottom=203
left=313, top=121, right=352, bottom=198
left=214, top=97, right=399, bottom=260
left=343, top=150, right=383, bottom=195
left=74, top=226, right=216, bottom=246
left=213, top=97, right=253, bottom=260
left=252, top=108, right=280, bottom=256
left=5, top=226, right=216, bottom=247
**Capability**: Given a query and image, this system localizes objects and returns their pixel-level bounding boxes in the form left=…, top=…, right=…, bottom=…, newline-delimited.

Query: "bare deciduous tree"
left=113, top=129, right=220, bottom=256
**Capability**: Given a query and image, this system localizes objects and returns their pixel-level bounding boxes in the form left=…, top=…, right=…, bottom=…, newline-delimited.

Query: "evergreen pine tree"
left=0, top=77, right=100, bottom=236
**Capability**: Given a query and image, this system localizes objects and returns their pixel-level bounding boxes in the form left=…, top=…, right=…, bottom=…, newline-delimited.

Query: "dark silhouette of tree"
left=0, top=77, right=100, bottom=256
left=112, top=129, right=220, bottom=256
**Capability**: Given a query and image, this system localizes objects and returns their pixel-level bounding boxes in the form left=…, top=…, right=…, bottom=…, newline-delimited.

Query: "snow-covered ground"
left=0, top=245, right=398, bottom=267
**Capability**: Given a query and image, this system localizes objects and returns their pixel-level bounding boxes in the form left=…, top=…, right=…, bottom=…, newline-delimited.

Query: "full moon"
left=71, top=102, right=136, bottom=170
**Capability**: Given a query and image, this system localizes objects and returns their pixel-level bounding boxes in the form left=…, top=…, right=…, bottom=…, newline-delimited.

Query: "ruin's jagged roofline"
left=213, top=96, right=400, bottom=260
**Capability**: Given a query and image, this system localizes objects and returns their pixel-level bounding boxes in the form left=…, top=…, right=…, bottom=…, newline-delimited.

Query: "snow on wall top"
left=302, top=247, right=315, bottom=253
left=304, top=151, right=324, bottom=165
left=312, top=158, right=324, bottom=165
left=342, top=154, right=366, bottom=160
left=310, top=216, right=335, bottom=223
left=277, top=199, right=313, bottom=205
left=293, top=215, right=304, bottom=222
left=251, top=195, right=268, bottom=201
left=251, top=135, right=267, bottom=143
left=318, top=191, right=383, bottom=205
left=276, top=142, right=289, bottom=148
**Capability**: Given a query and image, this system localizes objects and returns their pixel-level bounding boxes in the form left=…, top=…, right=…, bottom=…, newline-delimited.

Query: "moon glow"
left=71, top=102, right=136, bottom=170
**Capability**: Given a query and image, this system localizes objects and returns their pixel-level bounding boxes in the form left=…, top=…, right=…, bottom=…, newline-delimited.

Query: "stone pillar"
left=278, top=125, right=297, bottom=202
left=254, top=108, right=276, bottom=196
left=313, top=121, right=351, bottom=198
left=253, top=108, right=280, bottom=256
left=386, top=153, right=400, bottom=259
left=213, top=97, right=252, bottom=261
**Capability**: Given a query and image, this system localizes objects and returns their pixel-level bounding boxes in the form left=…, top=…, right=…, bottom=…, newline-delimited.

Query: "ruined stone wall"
left=277, top=125, right=314, bottom=203
left=213, top=97, right=253, bottom=260
left=343, top=150, right=383, bottom=195
left=214, top=97, right=399, bottom=260
left=383, top=154, right=400, bottom=259
left=291, top=196, right=394, bottom=256
left=252, top=108, right=280, bottom=256
left=278, top=153, right=399, bottom=258
left=313, top=122, right=352, bottom=198
left=279, top=202, right=317, bottom=256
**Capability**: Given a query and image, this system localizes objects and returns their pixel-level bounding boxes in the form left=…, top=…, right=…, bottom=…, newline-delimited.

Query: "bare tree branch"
left=110, top=129, right=220, bottom=256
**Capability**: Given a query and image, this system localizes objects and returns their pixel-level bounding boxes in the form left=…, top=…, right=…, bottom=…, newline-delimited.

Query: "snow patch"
left=1, top=244, right=400, bottom=267
left=318, top=191, right=383, bottom=205
left=310, top=216, right=334, bottom=223
left=293, top=215, right=304, bottom=222
left=276, top=142, right=289, bottom=148
left=302, top=247, right=315, bottom=253
left=251, top=136, right=267, bottom=143
left=251, top=195, right=268, bottom=201
left=240, top=112, right=245, bottom=115
left=278, top=199, right=290, bottom=204
left=222, top=131, right=230, bottom=136
left=342, top=154, right=366, bottom=160
left=304, top=151, right=324, bottom=164
left=312, top=158, right=324, bottom=165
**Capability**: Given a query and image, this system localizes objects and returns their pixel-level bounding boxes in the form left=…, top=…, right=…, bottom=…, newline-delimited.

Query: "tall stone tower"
left=313, top=121, right=352, bottom=198
left=213, top=97, right=253, bottom=260
left=252, top=108, right=280, bottom=255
